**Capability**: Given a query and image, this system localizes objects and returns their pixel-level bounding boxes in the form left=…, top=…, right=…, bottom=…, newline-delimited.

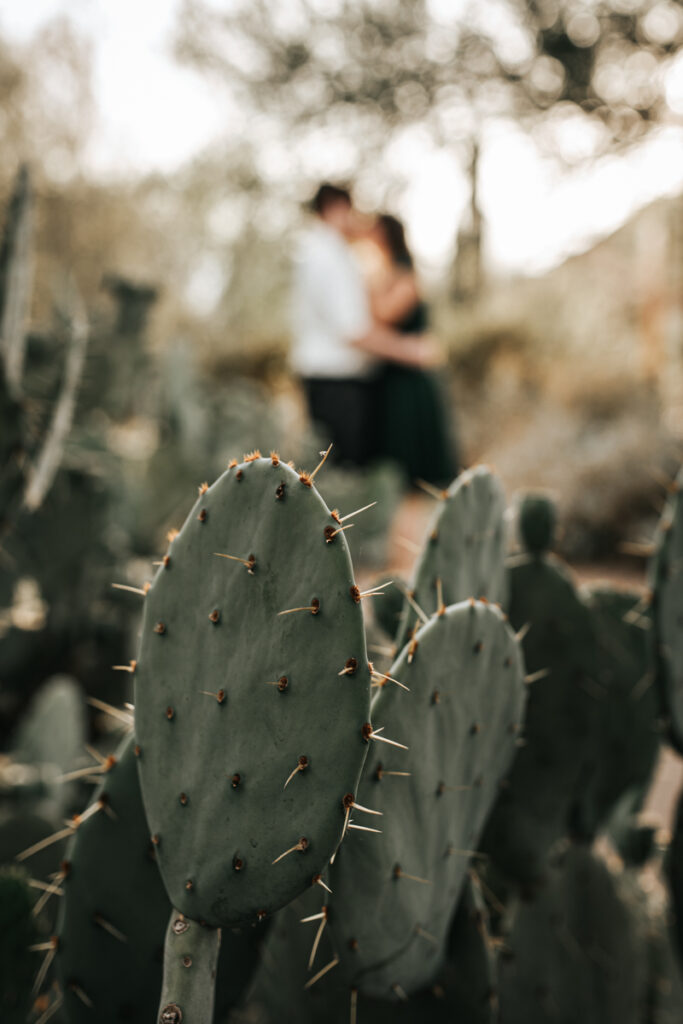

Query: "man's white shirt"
left=290, top=220, right=375, bottom=379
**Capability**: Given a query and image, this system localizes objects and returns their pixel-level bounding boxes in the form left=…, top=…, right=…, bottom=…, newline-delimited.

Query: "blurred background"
left=1, top=0, right=683, bottom=718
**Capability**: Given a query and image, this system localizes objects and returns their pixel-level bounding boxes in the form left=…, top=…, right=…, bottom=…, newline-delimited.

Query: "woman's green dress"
left=375, top=295, right=457, bottom=488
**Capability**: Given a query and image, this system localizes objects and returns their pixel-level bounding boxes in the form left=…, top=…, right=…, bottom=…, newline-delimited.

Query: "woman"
left=368, top=214, right=457, bottom=487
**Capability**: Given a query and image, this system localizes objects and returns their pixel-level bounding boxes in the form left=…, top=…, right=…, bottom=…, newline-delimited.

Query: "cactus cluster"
left=1, top=173, right=683, bottom=1024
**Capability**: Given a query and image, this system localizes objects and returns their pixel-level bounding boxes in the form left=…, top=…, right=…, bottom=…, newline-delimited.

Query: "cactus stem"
left=416, top=479, right=447, bottom=500
left=339, top=501, right=377, bottom=523
left=272, top=837, right=309, bottom=864
left=278, top=599, right=320, bottom=616
left=94, top=913, right=127, bottom=943
left=371, top=671, right=409, bottom=692
left=303, top=954, right=339, bottom=989
left=309, top=443, right=333, bottom=483
left=214, top=552, right=256, bottom=574
left=86, top=696, right=134, bottom=728
left=283, top=755, right=309, bottom=789
left=393, top=866, right=431, bottom=884
left=112, top=660, right=137, bottom=673
left=524, top=668, right=550, bottom=684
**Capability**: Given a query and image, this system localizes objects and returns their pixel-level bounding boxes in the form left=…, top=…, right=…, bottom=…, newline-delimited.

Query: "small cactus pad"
left=649, top=470, right=683, bottom=751
left=395, top=466, right=507, bottom=650
left=517, top=493, right=556, bottom=555
left=575, top=586, right=659, bottom=839
left=55, top=734, right=174, bottom=1023
left=0, top=867, right=39, bottom=1024
left=134, top=456, right=371, bottom=927
left=480, top=551, right=599, bottom=889
left=54, top=734, right=267, bottom=1023
left=244, top=870, right=498, bottom=1023
left=323, top=600, right=525, bottom=998
left=499, top=845, right=646, bottom=1024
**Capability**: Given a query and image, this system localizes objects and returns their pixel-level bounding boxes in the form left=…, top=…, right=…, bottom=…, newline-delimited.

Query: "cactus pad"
left=518, top=493, right=556, bottom=555
left=480, top=547, right=599, bottom=889
left=649, top=470, right=683, bottom=751
left=395, top=466, right=507, bottom=650
left=134, top=455, right=371, bottom=928
left=319, top=599, right=524, bottom=998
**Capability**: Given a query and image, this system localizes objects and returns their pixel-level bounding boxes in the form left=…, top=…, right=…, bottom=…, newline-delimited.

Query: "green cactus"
left=300, top=599, right=524, bottom=1000
left=480, top=495, right=599, bottom=891
left=394, top=466, right=507, bottom=650
left=133, top=453, right=371, bottom=1019
left=244, top=870, right=499, bottom=1023
left=54, top=733, right=267, bottom=1023
left=649, top=468, right=683, bottom=751
left=574, top=586, right=659, bottom=840
left=498, top=844, right=647, bottom=1024
left=517, top=492, right=556, bottom=555
left=0, top=865, right=39, bottom=1024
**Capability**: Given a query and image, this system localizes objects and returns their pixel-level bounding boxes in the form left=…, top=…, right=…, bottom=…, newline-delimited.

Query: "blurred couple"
left=291, top=182, right=457, bottom=487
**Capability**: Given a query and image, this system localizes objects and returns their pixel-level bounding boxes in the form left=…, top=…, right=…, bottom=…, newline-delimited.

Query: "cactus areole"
left=134, top=456, right=371, bottom=929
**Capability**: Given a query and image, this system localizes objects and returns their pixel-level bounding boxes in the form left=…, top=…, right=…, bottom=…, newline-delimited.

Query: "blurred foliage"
left=176, top=0, right=683, bottom=171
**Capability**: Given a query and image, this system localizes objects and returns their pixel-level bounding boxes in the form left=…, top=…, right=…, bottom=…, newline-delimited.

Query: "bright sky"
left=3, top=0, right=683, bottom=276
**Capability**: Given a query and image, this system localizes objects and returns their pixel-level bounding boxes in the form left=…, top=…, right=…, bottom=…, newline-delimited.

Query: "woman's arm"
left=351, top=326, right=443, bottom=369
left=371, top=270, right=420, bottom=326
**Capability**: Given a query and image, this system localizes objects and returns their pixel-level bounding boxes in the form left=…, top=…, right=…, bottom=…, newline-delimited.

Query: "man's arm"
left=351, top=325, right=444, bottom=369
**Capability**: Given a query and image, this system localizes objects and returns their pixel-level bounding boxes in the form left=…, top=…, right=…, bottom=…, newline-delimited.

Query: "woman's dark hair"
left=310, top=183, right=352, bottom=214
left=377, top=213, right=413, bottom=268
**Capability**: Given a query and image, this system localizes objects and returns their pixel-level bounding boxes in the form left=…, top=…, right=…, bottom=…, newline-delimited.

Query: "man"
left=291, top=182, right=435, bottom=467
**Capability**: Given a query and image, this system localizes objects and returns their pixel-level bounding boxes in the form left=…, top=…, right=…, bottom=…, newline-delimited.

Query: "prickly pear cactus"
left=55, top=734, right=172, bottom=1022
left=54, top=734, right=267, bottom=1023
left=245, top=870, right=499, bottom=1023
left=0, top=866, right=39, bottom=1024
left=649, top=469, right=683, bottom=752
left=133, top=454, right=371, bottom=1018
left=498, top=845, right=646, bottom=1024
left=666, top=785, right=683, bottom=972
left=574, top=587, right=659, bottom=840
left=309, top=599, right=525, bottom=1000
left=394, top=466, right=507, bottom=650
left=480, top=497, right=599, bottom=891
left=517, top=493, right=556, bottom=555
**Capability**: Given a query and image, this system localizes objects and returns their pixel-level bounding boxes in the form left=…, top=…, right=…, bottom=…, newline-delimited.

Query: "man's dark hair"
left=310, top=183, right=352, bottom=215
